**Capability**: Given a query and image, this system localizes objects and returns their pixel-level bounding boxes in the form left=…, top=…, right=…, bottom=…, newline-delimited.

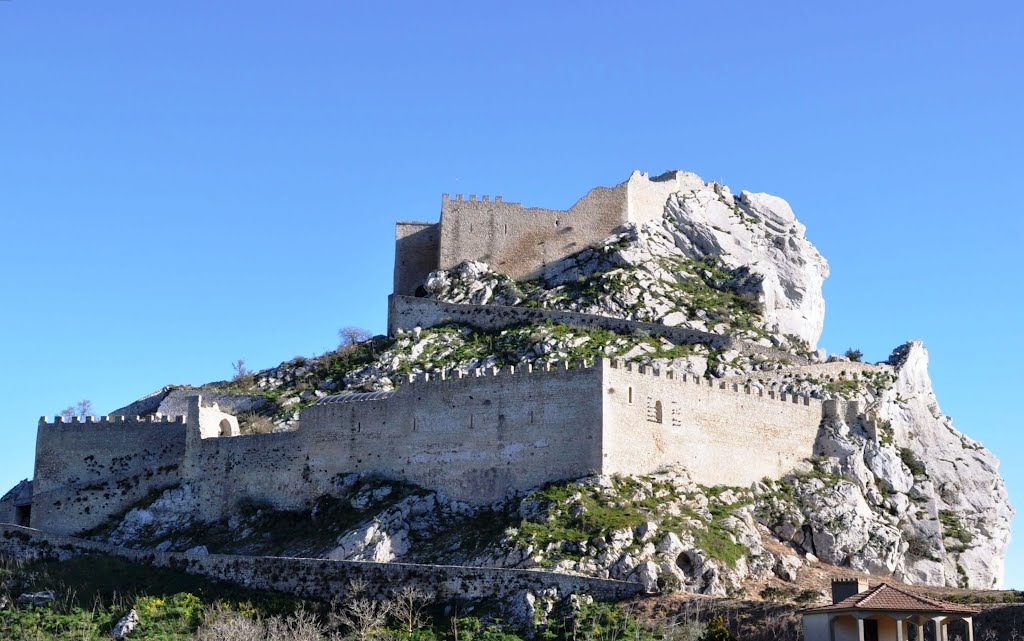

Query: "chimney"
left=831, top=578, right=869, bottom=604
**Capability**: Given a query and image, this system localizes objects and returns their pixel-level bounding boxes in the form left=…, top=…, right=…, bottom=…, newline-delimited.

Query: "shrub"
left=700, top=615, right=735, bottom=641
left=795, top=589, right=821, bottom=606
left=759, top=586, right=790, bottom=602
left=900, top=448, right=927, bottom=477
left=844, top=348, right=863, bottom=362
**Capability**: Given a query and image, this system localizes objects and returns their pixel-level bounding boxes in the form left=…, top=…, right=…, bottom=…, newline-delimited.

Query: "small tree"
left=844, top=348, right=863, bottom=362
left=232, top=358, right=251, bottom=380
left=339, top=326, right=372, bottom=349
left=392, top=585, right=433, bottom=634
left=59, top=399, right=93, bottom=420
left=332, top=598, right=391, bottom=641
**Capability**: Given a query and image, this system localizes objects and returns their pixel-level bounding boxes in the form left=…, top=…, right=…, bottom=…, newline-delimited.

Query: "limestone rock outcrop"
left=752, top=341, right=1012, bottom=589
left=883, top=342, right=1011, bottom=588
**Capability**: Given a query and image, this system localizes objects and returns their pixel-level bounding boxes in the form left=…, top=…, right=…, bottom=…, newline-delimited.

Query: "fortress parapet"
left=442, top=194, right=506, bottom=204
left=38, top=414, right=186, bottom=428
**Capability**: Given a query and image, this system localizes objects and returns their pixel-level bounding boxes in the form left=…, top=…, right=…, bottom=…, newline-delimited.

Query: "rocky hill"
left=91, top=171, right=1012, bottom=594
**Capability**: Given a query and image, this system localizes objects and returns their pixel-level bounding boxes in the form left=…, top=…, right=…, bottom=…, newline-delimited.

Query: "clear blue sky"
left=1, top=1, right=1020, bottom=586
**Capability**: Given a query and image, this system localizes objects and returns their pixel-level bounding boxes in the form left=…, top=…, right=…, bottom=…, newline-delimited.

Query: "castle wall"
left=436, top=185, right=628, bottom=282
left=601, top=361, right=824, bottom=486
left=394, top=222, right=440, bottom=296
left=0, top=524, right=645, bottom=617
left=183, top=364, right=606, bottom=519
left=388, top=295, right=811, bottom=365
left=31, top=416, right=186, bottom=534
left=301, top=364, right=605, bottom=505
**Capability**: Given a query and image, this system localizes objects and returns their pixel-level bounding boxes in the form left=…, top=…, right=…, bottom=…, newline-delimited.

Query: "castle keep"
left=6, top=172, right=862, bottom=538
left=394, top=170, right=704, bottom=296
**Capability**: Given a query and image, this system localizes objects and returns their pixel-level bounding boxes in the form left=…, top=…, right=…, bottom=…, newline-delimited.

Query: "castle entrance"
left=14, top=504, right=30, bottom=527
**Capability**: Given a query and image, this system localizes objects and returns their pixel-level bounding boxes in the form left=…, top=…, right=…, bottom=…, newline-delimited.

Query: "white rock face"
left=881, top=341, right=1013, bottom=588
left=654, top=175, right=829, bottom=349
left=754, top=340, right=1013, bottom=589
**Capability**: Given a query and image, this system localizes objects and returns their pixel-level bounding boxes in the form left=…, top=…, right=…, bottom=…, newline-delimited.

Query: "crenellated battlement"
left=400, top=359, right=593, bottom=386
left=39, top=414, right=186, bottom=428
left=393, top=357, right=821, bottom=410
left=441, top=193, right=508, bottom=204
left=606, top=358, right=820, bottom=408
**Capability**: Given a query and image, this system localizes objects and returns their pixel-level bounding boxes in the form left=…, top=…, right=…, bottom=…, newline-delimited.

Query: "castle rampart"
left=24, top=357, right=849, bottom=535
left=718, top=361, right=887, bottom=388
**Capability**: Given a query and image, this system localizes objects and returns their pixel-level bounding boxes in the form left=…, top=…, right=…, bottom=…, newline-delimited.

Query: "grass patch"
left=939, top=510, right=974, bottom=552
left=0, top=554, right=306, bottom=641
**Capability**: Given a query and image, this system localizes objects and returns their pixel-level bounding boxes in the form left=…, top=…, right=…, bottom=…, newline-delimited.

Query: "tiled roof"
left=805, top=584, right=979, bottom=615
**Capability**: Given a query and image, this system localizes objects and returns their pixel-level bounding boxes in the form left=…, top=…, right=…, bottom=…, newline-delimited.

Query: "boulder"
left=112, top=609, right=140, bottom=640
left=18, top=591, right=55, bottom=607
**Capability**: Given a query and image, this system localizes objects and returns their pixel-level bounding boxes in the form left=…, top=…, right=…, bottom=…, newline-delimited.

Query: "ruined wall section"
left=394, top=222, right=440, bottom=296
left=437, top=185, right=628, bottom=282
left=31, top=416, right=186, bottom=535
left=601, top=361, right=825, bottom=486
left=625, top=170, right=705, bottom=226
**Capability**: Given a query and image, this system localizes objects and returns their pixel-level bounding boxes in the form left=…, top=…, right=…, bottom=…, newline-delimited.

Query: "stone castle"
left=6, top=172, right=868, bottom=538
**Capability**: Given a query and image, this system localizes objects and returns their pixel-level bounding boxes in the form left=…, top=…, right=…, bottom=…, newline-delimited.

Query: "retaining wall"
left=0, top=525, right=645, bottom=606
left=387, top=295, right=811, bottom=365
left=718, top=361, right=889, bottom=388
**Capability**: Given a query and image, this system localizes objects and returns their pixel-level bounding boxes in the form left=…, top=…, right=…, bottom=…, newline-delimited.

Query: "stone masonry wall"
left=32, top=416, right=186, bottom=535
left=601, top=361, right=825, bottom=486
left=437, top=185, right=628, bottom=282
left=387, top=295, right=811, bottom=365
left=394, top=222, right=440, bottom=296
left=718, top=361, right=887, bottom=388
left=182, top=363, right=606, bottom=520
left=29, top=361, right=841, bottom=533
left=393, top=171, right=716, bottom=296
left=0, top=525, right=645, bottom=612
